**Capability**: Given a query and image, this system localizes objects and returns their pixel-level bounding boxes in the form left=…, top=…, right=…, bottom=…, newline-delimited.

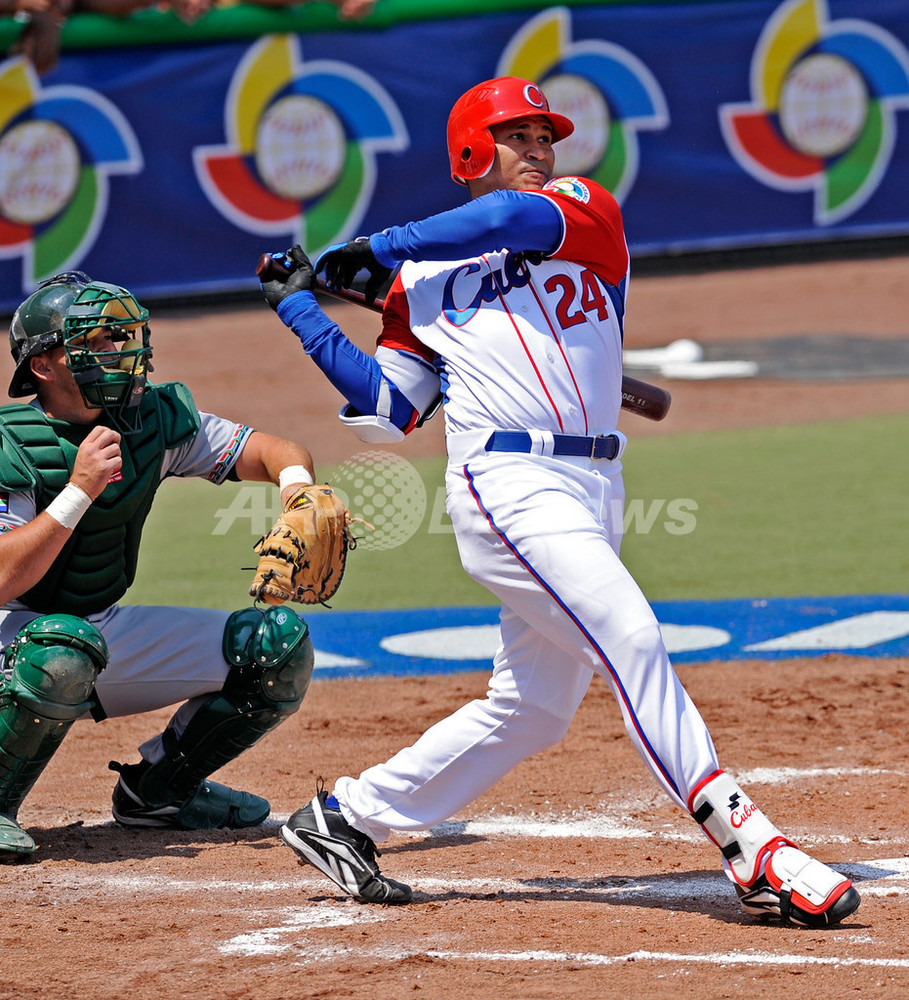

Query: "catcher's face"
left=64, top=323, right=153, bottom=434
left=33, top=328, right=151, bottom=426
left=468, top=116, right=555, bottom=198
left=65, top=327, right=147, bottom=373
left=28, top=345, right=97, bottom=422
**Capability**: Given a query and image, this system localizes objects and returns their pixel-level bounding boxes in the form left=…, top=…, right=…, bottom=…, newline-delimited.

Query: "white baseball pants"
left=335, top=442, right=721, bottom=842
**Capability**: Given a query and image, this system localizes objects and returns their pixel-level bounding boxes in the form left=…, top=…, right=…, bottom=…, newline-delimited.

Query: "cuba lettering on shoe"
left=109, top=760, right=270, bottom=830
left=280, top=785, right=412, bottom=905
left=690, top=770, right=860, bottom=928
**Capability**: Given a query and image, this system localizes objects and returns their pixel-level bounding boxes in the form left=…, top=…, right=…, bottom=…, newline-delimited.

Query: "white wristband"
left=45, top=483, right=92, bottom=530
left=279, top=465, right=314, bottom=491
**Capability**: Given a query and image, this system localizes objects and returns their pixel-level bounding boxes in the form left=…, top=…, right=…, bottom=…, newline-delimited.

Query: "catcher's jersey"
left=381, top=176, right=629, bottom=437
left=0, top=395, right=253, bottom=614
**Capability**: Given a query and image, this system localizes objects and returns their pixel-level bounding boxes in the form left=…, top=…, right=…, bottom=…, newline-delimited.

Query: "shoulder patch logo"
left=543, top=176, right=591, bottom=203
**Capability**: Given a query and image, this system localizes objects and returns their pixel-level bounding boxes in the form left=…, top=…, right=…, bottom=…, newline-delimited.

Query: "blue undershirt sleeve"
left=275, top=291, right=416, bottom=429
left=369, top=189, right=562, bottom=266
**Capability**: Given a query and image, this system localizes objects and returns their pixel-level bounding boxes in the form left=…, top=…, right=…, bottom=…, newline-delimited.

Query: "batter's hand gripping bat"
left=256, top=252, right=672, bottom=422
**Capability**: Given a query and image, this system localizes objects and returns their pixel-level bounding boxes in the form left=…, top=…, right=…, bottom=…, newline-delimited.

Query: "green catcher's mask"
left=8, top=271, right=154, bottom=434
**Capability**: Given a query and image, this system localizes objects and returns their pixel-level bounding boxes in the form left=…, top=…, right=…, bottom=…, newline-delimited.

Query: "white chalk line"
left=421, top=949, right=909, bottom=970
left=424, top=817, right=902, bottom=849
left=734, top=765, right=900, bottom=784
left=211, top=858, right=909, bottom=960
left=22, top=857, right=907, bottom=917
left=217, top=900, right=909, bottom=969
left=219, top=902, right=387, bottom=955
left=77, top=857, right=909, bottom=901
left=223, top=940, right=909, bottom=970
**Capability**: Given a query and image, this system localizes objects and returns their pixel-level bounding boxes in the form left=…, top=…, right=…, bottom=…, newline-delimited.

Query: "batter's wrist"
left=369, top=232, right=399, bottom=268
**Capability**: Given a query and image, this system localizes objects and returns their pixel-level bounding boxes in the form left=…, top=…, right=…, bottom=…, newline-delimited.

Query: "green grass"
left=129, top=455, right=487, bottom=613
left=128, top=413, right=909, bottom=612
left=621, top=412, right=909, bottom=601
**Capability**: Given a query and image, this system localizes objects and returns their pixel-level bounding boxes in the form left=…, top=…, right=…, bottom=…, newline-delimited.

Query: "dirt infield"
left=2, top=253, right=909, bottom=999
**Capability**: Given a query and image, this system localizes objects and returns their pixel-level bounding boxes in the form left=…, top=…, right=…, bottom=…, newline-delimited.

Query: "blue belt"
left=484, top=430, right=621, bottom=461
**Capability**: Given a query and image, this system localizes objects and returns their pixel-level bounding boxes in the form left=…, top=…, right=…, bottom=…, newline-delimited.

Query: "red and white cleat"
left=735, top=842, right=860, bottom=927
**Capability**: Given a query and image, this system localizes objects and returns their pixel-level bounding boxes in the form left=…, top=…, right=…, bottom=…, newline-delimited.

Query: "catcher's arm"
left=0, top=426, right=118, bottom=606
left=231, top=427, right=315, bottom=496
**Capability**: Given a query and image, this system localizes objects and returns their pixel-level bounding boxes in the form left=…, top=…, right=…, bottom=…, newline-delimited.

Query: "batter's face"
left=469, top=116, right=556, bottom=197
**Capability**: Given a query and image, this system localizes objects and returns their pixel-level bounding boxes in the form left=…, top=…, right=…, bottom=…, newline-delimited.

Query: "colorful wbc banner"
left=1, top=0, right=908, bottom=311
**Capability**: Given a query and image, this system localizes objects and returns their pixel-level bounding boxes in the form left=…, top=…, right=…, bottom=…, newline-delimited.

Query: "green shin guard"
left=0, top=615, right=108, bottom=856
left=114, top=607, right=313, bottom=828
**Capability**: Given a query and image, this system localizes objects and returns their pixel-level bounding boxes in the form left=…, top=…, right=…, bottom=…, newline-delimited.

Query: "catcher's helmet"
left=8, top=272, right=153, bottom=433
left=8, top=272, right=91, bottom=398
left=447, top=77, right=574, bottom=185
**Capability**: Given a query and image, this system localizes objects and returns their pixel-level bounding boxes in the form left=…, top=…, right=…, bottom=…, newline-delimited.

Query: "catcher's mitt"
left=250, top=484, right=353, bottom=606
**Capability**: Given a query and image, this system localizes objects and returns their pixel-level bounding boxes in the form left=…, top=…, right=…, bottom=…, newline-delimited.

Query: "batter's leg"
left=335, top=606, right=594, bottom=842
left=451, top=456, right=720, bottom=811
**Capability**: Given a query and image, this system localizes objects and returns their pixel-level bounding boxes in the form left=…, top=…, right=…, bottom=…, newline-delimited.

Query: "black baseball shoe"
left=735, top=844, right=860, bottom=928
left=280, top=789, right=412, bottom=904
left=110, top=760, right=270, bottom=830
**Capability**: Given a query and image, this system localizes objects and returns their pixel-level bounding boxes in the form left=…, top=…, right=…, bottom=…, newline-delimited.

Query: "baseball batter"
left=264, top=78, right=860, bottom=926
left=0, top=271, right=317, bottom=857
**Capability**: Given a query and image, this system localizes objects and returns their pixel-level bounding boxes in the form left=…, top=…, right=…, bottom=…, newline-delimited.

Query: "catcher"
left=0, top=271, right=346, bottom=858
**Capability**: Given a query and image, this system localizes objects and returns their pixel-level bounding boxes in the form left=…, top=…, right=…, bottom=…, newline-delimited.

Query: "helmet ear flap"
left=448, top=108, right=496, bottom=184
left=454, top=129, right=496, bottom=183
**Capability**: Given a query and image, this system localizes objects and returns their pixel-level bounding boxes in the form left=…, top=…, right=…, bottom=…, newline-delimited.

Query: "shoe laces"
left=314, top=777, right=381, bottom=861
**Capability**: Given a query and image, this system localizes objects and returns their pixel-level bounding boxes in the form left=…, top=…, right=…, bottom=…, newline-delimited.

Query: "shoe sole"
left=0, top=842, right=36, bottom=859
left=740, top=884, right=861, bottom=928
left=112, top=803, right=182, bottom=828
left=113, top=806, right=269, bottom=830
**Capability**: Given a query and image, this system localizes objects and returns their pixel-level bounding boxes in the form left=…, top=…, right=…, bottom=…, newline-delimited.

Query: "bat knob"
left=256, top=252, right=292, bottom=280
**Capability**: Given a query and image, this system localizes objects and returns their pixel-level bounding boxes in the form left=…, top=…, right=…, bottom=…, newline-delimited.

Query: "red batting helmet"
left=447, top=77, right=575, bottom=185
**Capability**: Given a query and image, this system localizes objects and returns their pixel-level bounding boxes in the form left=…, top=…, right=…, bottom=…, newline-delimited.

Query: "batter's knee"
left=608, top=618, right=667, bottom=668
left=484, top=694, right=573, bottom=756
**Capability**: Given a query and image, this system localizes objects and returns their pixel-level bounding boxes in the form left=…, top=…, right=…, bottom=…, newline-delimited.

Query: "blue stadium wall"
left=1, top=0, right=907, bottom=310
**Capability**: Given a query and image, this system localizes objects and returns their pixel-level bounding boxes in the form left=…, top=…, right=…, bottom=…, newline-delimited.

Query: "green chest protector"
left=0, top=383, right=201, bottom=616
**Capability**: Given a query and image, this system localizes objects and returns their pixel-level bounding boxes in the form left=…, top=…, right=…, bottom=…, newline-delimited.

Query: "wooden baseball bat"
left=256, top=253, right=672, bottom=421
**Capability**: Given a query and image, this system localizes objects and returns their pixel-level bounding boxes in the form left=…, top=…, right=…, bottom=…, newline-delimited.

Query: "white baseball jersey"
left=379, top=176, right=629, bottom=437
left=329, top=177, right=724, bottom=842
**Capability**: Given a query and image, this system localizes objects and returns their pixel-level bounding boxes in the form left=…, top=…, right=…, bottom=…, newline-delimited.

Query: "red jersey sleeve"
left=530, top=176, right=629, bottom=287
left=377, top=272, right=436, bottom=361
